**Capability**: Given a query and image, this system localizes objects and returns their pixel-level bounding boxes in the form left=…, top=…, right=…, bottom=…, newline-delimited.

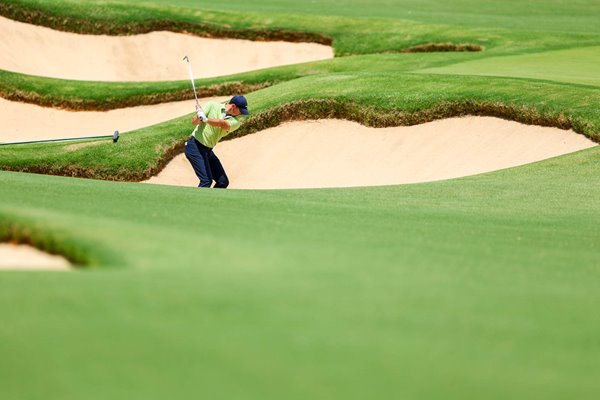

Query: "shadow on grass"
left=0, top=217, right=112, bottom=269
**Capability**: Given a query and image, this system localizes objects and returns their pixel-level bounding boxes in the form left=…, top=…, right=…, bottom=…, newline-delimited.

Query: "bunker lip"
left=0, top=81, right=271, bottom=112
left=391, top=42, right=484, bottom=53
left=0, top=243, right=72, bottom=271
left=0, top=2, right=333, bottom=45
left=145, top=117, right=597, bottom=190
left=0, top=16, right=334, bottom=82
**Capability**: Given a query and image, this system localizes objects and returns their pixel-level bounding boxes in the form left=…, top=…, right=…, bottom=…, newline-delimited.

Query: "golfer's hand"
left=197, top=110, right=208, bottom=123
left=192, top=114, right=203, bottom=125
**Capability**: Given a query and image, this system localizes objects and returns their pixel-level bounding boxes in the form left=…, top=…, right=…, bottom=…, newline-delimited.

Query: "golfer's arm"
left=206, top=119, right=231, bottom=131
left=190, top=115, right=231, bottom=131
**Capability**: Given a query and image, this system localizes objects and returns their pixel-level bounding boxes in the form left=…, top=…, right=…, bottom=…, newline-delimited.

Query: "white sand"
left=0, top=16, right=333, bottom=82
left=0, top=96, right=229, bottom=143
left=0, top=243, right=71, bottom=271
left=145, top=117, right=597, bottom=189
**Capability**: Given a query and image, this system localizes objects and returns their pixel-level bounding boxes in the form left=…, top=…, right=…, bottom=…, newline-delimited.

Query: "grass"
left=1, top=72, right=599, bottom=180
left=0, top=53, right=474, bottom=110
left=157, top=0, right=600, bottom=34
left=1, top=0, right=599, bottom=112
left=1, top=147, right=600, bottom=398
left=2, top=0, right=600, bottom=399
left=417, top=46, right=600, bottom=86
left=3, top=0, right=600, bottom=56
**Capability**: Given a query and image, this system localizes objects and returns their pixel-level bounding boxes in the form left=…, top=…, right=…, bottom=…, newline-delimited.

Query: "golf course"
left=1, top=0, right=599, bottom=398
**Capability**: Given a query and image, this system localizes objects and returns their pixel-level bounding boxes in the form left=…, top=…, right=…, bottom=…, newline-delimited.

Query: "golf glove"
left=196, top=110, right=208, bottom=123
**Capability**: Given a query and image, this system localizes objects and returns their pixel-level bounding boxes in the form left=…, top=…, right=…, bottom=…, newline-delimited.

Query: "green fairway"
left=123, top=0, right=600, bottom=33
left=417, top=46, right=600, bottom=86
left=2, top=146, right=600, bottom=399
left=2, top=0, right=600, bottom=398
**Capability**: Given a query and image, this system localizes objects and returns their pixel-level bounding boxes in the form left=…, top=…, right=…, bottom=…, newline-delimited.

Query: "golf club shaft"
left=184, top=56, right=202, bottom=112
left=0, top=131, right=119, bottom=146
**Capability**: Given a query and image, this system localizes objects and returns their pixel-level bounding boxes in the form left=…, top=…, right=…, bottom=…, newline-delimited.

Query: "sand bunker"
left=0, top=243, right=71, bottom=271
left=145, top=117, right=597, bottom=189
left=0, top=96, right=229, bottom=143
left=0, top=16, right=333, bottom=81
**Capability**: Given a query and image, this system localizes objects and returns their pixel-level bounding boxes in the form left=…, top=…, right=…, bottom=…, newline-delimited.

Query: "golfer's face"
left=229, top=105, right=241, bottom=116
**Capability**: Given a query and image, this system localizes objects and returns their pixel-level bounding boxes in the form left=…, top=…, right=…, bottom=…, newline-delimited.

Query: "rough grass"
left=395, top=42, right=484, bottom=53
left=0, top=98, right=597, bottom=181
left=241, top=99, right=580, bottom=135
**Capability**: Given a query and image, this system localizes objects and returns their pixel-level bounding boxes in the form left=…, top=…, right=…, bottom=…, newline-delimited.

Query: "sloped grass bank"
left=1, top=73, right=598, bottom=181
left=0, top=53, right=475, bottom=111
left=0, top=71, right=271, bottom=111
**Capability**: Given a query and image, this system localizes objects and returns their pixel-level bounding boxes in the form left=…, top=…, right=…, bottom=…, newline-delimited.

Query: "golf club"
left=183, top=55, right=203, bottom=112
left=0, top=130, right=119, bottom=146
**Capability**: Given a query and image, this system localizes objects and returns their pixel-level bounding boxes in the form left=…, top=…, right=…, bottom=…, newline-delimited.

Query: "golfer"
left=184, top=95, right=249, bottom=188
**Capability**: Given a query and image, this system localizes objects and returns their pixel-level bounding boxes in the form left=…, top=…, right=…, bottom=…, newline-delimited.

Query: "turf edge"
left=1, top=98, right=597, bottom=181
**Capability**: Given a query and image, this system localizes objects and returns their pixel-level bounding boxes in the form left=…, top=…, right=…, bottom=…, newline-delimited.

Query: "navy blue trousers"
left=184, top=137, right=229, bottom=188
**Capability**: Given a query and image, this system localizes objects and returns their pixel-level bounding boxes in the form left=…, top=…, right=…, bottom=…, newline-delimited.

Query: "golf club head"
left=113, top=130, right=119, bottom=143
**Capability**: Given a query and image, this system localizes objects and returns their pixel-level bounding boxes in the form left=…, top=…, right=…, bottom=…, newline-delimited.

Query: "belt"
left=190, top=136, right=213, bottom=150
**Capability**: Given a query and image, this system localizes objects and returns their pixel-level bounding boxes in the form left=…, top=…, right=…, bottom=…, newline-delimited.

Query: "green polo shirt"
left=192, top=102, right=242, bottom=148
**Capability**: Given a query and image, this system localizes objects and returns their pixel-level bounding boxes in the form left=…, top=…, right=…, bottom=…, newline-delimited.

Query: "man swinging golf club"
left=182, top=56, right=249, bottom=188
left=185, top=96, right=249, bottom=188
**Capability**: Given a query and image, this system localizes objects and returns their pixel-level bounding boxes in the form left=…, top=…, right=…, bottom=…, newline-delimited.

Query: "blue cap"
left=229, top=95, right=249, bottom=115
